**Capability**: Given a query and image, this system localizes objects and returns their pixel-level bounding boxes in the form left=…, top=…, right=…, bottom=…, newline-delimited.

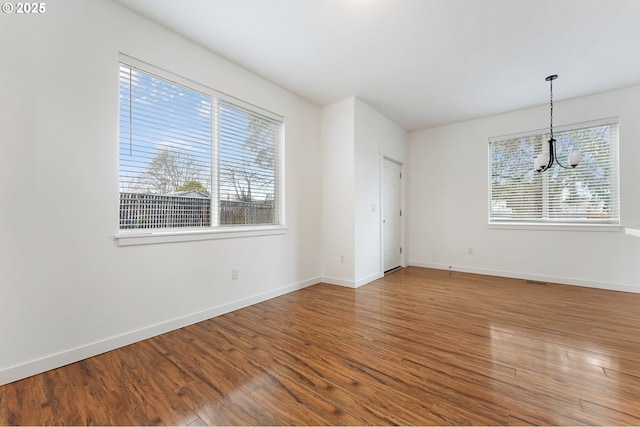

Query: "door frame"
left=379, top=154, right=405, bottom=274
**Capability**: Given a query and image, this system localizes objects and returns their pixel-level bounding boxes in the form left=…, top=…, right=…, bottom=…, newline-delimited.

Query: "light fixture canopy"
left=535, top=74, right=580, bottom=172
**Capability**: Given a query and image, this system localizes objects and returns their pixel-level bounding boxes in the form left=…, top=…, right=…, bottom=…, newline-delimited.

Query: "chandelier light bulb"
left=569, top=151, right=581, bottom=167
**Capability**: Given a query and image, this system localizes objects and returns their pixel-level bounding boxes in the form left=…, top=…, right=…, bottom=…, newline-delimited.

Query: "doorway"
left=382, top=158, right=402, bottom=273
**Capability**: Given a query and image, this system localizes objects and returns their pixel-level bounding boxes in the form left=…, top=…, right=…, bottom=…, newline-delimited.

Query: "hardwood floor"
left=3, top=267, right=640, bottom=425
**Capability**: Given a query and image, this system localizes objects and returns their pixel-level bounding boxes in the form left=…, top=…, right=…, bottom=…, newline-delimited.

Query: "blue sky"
left=119, top=65, right=276, bottom=202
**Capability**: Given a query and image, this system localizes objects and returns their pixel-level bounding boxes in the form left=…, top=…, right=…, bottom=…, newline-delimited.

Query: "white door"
left=383, top=158, right=402, bottom=272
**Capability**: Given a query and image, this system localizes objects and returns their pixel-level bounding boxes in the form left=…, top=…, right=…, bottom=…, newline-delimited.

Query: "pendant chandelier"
left=534, top=75, right=580, bottom=172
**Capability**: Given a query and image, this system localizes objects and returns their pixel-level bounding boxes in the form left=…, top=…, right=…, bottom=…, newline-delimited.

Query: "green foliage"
left=176, top=180, right=210, bottom=196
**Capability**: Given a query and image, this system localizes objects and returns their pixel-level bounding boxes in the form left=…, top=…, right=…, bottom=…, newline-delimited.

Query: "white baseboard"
left=407, top=261, right=640, bottom=294
left=0, top=276, right=320, bottom=387
left=625, top=227, right=640, bottom=238
left=321, top=272, right=383, bottom=289
left=355, top=272, right=383, bottom=288
left=320, top=276, right=356, bottom=288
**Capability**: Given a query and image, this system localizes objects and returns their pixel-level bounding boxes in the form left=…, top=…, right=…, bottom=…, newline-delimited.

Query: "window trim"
left=115, top=225, right=287, bottom=246
left=488, top=222, right=622, bottom=232
left=488, top=117, right=620, bottom=229
left=116, top=54, right=286, bottom=244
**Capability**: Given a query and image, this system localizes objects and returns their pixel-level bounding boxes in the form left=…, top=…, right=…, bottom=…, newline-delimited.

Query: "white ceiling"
left=113, top=0, right=640, bottom=131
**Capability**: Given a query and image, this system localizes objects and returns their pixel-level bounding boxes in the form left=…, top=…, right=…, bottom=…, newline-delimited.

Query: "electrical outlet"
left=340, top=255, right=345, bottom=264
left=468, top=248, right=473, bottom=255
left=232, top=269, right=239, bottom=280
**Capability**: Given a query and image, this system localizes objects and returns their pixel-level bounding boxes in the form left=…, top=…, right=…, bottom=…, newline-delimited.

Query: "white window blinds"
left=217, top=101, right=281, bottom=225
left=489, top=119, right=619, bottom=225
left=119, top=59, right=282, bottom=231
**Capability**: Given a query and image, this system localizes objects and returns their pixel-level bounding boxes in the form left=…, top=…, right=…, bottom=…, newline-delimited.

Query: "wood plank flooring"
left=2, top=267, right=640, bottom=425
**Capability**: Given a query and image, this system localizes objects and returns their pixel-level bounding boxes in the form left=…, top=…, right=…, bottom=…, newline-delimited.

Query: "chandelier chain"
left=549, top=77, right=553, bottom=140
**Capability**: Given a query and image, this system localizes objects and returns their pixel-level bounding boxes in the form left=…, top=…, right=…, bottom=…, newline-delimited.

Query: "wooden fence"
left=119, top=193, right=274, bottom=229
left=220, top=199, right=274, bottom=225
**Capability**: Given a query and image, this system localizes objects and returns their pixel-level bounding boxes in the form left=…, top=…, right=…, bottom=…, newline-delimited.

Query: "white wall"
left=354, top=99, right=408, bottom=285
left=0, top=0, right=322, bottom=385
left=408, top=85, right=640, bottom=292
left=321, top=98, right=356, bottom=285
left=320, top=97, right=408, bottom=287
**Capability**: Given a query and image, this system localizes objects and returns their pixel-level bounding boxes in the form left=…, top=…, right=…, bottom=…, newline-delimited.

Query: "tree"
left=220, top=111, right=276, bottom=202
left=136, top=149, right=210, bottom=195
left=176, top=180, right=210, bottom=196
left=490, top=135, right=542, bottom=219
left=223, top=162, right=260, bottom=202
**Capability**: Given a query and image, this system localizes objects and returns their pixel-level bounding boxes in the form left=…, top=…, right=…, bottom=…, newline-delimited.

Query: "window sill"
left=115, top=225, right=287, bottom=246
left=488, top=222, right=622, bottom=232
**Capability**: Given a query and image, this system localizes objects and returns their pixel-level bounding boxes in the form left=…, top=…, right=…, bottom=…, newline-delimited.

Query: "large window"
left=118, top=57, right=282, bottom=232
left=489, top=119, right=619, bottom=225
